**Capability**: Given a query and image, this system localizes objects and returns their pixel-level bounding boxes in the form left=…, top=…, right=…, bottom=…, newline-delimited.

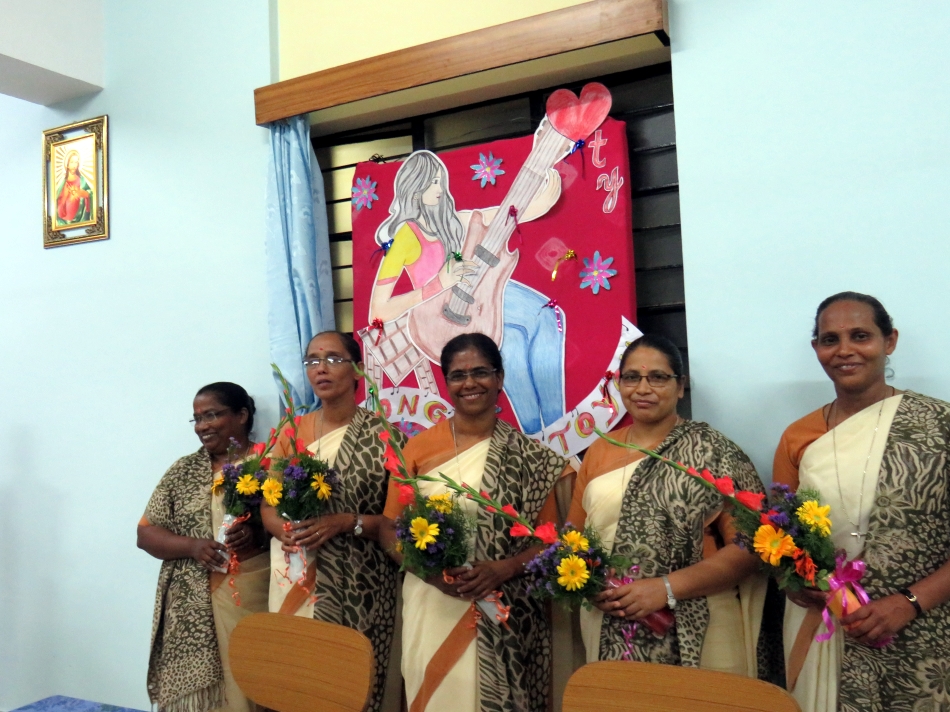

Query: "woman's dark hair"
left=440, top=333, right=504, bottom=376
left=309, top=330, right=362, bottom=363
left=619, top=334, right=684, bottom=377
left=812, top=292, right=894, bottom=339
left=195, top=382, right=255, bottom=434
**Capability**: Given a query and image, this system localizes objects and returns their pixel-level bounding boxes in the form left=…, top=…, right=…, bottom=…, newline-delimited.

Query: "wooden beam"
left=254, top=0, right=664, bottom=126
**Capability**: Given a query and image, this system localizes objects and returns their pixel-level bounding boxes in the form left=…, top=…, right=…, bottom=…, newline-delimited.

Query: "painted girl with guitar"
left=368, top=148, right=566, bottom=435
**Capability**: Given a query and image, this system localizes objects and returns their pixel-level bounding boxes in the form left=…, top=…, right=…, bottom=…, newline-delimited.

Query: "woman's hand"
left=593, top=578, right=668, bottom=619
left=841, top=593, right=917, bottom=646
left=190, top=538, right=229, bottom=571
left=455, top=560, right=516, bottom=600
left=786, top=587, right=830, bottom=610
left=224, top=520, right=255, bottom=554
left=286, top=513, right=356, bottom=551
left=438, top=260, right=477, bottom=291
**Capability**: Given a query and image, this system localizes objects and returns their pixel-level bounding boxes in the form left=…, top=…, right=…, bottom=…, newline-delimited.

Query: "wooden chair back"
left=563, top=661, right=801, bottom=712
left=229, top=612, right=374, bottom=712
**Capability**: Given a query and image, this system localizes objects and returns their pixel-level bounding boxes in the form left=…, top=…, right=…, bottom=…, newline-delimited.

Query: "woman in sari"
left=380, top=332, right=570, bottom=712
left=567, top=334, right=769, bottom=675
left=261, top=331, right=404, bottom=712
left=138, top=382, right=269, bottom=712
left=774, top=292, right=950, bottom=712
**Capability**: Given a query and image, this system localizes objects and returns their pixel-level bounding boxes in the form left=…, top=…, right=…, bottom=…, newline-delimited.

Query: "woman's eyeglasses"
left=619, top=372, right=680, bottom=387
left=445, top=367, right=499, bottom=384
left=190, top=409, right=228, bottom=425
left=302, top=356, right=353, bottom=369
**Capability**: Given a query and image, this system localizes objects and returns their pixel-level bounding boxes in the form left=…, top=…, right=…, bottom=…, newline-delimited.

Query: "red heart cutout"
left=546, top=82, right=613, bottom=142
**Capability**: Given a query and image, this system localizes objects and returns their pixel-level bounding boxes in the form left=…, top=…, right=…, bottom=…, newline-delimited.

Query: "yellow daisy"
left=211, top=474, right=225, bottom=496
left=561, top=529, right=589, bottom=553
left=262, top=478, right=283, bottom=507
left=796, top=500, right=832, bottom=537
left=311, top=474, right=332, bottom=501
left=235, top=474, right=260, bottom=496
left=426, top=492, right=454, bottom=514
left=753, top=524, right=798, bottom=566
left=556, top=555, right=590, bottom=591
left=410, top=516, right=439, bottom=549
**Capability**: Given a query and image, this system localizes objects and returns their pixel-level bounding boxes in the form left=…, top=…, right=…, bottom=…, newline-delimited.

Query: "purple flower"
left=768, top=511, right=791, bottom=528
left=579, top=251, right=618, bottom=295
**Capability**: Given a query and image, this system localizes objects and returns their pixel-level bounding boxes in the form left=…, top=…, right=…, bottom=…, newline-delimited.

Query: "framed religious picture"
left=42, top=115, right=109, bottom=248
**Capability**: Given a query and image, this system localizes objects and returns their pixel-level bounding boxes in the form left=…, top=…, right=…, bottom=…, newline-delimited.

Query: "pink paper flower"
left=579, top=251, right=618, bottom=295
left=470, top=152, right=505, bottom=187
left=351, top=177, right=378, bottom=211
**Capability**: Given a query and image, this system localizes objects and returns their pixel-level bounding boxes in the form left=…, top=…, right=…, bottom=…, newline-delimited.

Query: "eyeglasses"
left=619, top=372, right=680, bottom=387
left=302, top=356, right=353, bottom=369
left=445, top=367, right=499, bottom=384
left=190, top=409, right=229, bottom=425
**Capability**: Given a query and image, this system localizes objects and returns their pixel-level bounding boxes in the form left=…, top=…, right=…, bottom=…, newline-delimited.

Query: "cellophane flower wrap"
left=394, top=488, right=476, bottom=580
left=524, top=524, right=621, bottom=610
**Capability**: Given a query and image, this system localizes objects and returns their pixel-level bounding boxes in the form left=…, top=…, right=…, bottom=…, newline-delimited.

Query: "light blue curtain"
left=265, top=115, right=335, bottom=410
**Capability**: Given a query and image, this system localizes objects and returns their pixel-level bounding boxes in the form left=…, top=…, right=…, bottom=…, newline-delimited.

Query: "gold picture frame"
left=42, top=115, right=109, bottom=248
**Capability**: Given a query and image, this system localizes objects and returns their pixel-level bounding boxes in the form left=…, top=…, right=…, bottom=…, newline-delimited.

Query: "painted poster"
left=350, top=84, right=638, bottom=457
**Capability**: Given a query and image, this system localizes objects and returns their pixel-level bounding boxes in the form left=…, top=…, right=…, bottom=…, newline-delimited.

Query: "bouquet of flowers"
left=209, top=435, right=277, bottom=573
left=594, top=428, right=876, bottom=642
left=393, top=488, right=475, bottom=581
left=263, top=367, right=340, bottom=582
left=524, top=524, right=614, bottom=608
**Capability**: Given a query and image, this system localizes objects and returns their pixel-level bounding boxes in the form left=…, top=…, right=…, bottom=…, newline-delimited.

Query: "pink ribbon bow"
left=815, top=554, right=890, bottom=647
left=369, top=318, right=385, bottom=345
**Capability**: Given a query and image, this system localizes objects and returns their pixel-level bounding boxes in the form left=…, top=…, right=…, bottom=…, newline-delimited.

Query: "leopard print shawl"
left=144, top=448, right=224, bottom=712
left=473, top=420, right=568, bottom=712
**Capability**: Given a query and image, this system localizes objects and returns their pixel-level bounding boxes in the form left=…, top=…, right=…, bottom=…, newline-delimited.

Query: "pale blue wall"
left=669, top=0, right=950, bottom=477
left=0, top=2, right=272, bottom=709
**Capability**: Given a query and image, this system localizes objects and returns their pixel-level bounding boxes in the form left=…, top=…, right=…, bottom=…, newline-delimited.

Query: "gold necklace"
left=830, top=389, right=892, bottom=540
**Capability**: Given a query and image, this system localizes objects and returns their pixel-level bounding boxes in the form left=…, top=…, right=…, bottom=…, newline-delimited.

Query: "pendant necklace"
left=830, top=388, right=893, bottom=540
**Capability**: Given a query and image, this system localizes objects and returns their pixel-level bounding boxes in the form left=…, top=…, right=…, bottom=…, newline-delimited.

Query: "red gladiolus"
left=268, top=428, right=277, bottom=443
left=510, top=522, right=532, bottom=537
left=294, top=416, right=302, bottom=426
left=260, top=458, right=272, bottom=470
left=480, top=490, right=490, bottom=499
left=283, top=426, right=295, bottom=439
left=533, top=521, right=558, bottom=545
left=290, top=457, right=300, bottom=466
left=686, top=466, right=699, bottom=476
left=379, top=430, right=391, bottom=443
left=383, top=446, right=402, bottom=474
left=735, top=490, right=765, bottom=512
left=398, top=484, right=415, bottom=505
left=295, top=438, right=308, bottom=452
left=699, top=468, right=715, bottom=483
left=251, top=442, right=266, bottom=456
left=760, top=512, right=773, bottom=525
left=486, top=505, right=496, bottom=513
left=714, top=476, right=735, bottom=496
left=501, top=504, right=519, bottom=518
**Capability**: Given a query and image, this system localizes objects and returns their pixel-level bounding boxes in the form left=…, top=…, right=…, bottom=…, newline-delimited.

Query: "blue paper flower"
left=351, top=176, right=378, bottom=211
left=470, top=152, right=505, bottom=188
left=579, top=251, right=618, bottom=295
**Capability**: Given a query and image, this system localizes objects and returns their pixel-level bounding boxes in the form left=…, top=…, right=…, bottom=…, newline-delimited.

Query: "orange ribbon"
left=224, top=512, right=251, bottom=606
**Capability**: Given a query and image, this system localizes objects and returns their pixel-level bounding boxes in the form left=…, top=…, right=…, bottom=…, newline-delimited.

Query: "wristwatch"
left=353, top=514, right=363, bottom=537
left=898, top=587, right=922, bottom=617
left=661, top=574, right=677, bottom=610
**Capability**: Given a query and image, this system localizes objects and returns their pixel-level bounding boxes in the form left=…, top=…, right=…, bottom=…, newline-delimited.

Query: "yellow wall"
left=278, top=0, right=589, bottom=80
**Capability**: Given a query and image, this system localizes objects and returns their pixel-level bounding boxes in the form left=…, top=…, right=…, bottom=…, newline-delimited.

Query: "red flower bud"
left=486, top=505, right=497, bottom=513
left=398, top=484, right=415, bottom=505
left=251, top=442, right=266, bottom=456
left=699, top=468, right=715, bottom=483
left=686, top=466, right=699, bottom=476
left=260, top=458, right=272, bottom=470
left=295, top=438, right=308, bottom=452
left=735, top=490, right=765, bottom=512
left=714, top=476, right=735, bottom=496
left=294, top=416, right=302, bottom=425
left=509, top=522, right=532, bottom=538
left=501, top=504, right=518, bottom=518
left=533, top=521, right=558, bottom=545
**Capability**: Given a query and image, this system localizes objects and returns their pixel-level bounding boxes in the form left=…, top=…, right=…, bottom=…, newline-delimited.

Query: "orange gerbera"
left=753, top=524, right=798, bottom=566
left=793, top=548, right=817, bottom=584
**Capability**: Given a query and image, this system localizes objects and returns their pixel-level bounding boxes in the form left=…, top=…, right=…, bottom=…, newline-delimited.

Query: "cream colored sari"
left=401, top=439, right=491, bottom=712
left=267, top=424, right=348, bottom=617
left=209, top=491, right=269, bottom=712
left=579, top=459, right=763, bottom=675
left=785, top=394, right=902, bottom=712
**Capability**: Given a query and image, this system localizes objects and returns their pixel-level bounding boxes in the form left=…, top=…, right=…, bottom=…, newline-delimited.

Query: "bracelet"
left=898, top=587, right=922, bottom=617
